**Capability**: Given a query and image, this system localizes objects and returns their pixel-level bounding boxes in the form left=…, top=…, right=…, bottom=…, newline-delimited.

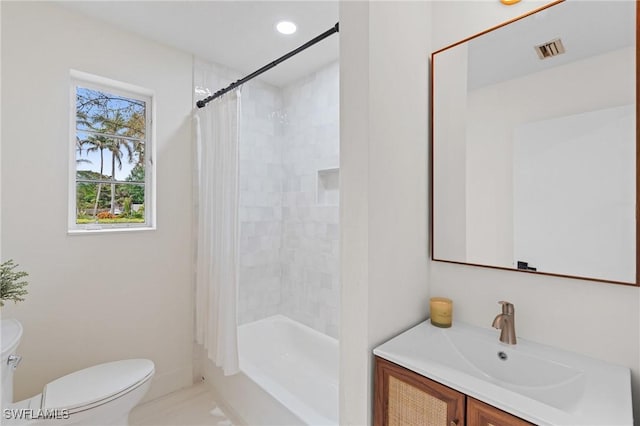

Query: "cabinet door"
left=375, top=356, right=465, bottom=426
left=467, top=397, right=535, bottom=426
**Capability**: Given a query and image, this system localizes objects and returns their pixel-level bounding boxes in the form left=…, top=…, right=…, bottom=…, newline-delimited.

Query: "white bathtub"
left=201, top=315, right=339, bottom=426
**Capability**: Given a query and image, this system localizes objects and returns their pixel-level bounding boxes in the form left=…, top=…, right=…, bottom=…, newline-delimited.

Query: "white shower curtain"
left=194, top=90, right=241, bottom=376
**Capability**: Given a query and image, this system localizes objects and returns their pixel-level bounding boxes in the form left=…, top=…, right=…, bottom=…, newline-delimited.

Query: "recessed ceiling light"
left=276, top=21, right=297, bottom=35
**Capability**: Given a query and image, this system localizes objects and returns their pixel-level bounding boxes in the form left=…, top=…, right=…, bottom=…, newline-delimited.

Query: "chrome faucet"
left=492, top=301, right=517, bottom=345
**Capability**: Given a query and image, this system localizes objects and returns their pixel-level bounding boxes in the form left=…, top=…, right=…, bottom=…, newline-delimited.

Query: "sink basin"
left=446, top=327, right=582, bottom=386
left=373, top=320, right=633, bottom=425
left=444, top=325, right=586, bottom=410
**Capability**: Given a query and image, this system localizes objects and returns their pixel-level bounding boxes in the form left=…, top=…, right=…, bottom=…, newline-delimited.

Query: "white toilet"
left=1, top=319, right=154, bottom=425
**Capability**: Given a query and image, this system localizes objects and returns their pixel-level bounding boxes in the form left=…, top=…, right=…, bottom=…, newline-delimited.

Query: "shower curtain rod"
left=196, top=22, right=339, bottom=108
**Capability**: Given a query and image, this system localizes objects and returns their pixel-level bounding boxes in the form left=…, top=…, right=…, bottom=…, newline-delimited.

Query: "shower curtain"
left=194, top=90, right=241, bottom=376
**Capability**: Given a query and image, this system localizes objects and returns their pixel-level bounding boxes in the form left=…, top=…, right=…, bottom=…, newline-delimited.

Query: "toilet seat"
left=41, top=359, right=154, bottom=414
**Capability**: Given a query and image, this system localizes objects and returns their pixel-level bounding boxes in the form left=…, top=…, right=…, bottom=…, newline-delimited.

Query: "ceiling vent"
left=534, top=38, right=566, bottom=60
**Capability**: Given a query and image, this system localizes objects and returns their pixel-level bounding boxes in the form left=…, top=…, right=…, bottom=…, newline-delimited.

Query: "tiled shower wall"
left=195, top=59, right=339, bottom=338
left=280, top=62, right=340, bottom=338
left=237, top=82, right=284, bottom=324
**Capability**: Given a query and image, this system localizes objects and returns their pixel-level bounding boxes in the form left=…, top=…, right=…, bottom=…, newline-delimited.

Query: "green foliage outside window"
left=75, top=86, right=148, bottom=225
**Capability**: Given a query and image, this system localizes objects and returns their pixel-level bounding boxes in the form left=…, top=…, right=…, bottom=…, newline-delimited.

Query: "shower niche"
left=317, top=168, right=339, bottom=206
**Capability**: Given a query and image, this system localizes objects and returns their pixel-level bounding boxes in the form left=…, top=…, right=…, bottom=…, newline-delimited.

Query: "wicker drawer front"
left=375, top=357, right=465, bottom=426
left=388, top=375, right=448, bottom=426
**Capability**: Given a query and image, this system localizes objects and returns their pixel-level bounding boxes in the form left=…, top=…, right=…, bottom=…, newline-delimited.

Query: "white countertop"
left=373, top=320, right=633, bottom=425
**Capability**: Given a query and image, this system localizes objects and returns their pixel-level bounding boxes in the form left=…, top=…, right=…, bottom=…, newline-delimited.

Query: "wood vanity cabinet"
left=466, top=397, right=534, bottom=426
left=374, top=356, right=535, bottom=426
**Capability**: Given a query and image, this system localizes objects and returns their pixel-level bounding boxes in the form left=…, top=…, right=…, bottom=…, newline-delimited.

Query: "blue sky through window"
left=75, top=87, right=146, bottom=183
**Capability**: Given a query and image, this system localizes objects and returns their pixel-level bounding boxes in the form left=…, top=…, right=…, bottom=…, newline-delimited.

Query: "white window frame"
left=68, top=70, right=156, bottom=234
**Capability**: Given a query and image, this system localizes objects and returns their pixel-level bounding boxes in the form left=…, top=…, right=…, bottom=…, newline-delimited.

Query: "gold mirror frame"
left=429, top=0, right=639, bottom=286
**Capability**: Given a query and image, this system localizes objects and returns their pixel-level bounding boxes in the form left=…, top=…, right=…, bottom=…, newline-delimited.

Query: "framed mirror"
left=431, top=0, right=638, bottom=285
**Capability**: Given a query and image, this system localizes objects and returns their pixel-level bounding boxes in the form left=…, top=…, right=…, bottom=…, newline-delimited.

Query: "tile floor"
left=130, top=382, right=233, bottom=426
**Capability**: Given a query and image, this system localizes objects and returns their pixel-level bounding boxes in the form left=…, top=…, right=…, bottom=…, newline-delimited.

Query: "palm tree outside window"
left=71, top=73, right=154, bottom=231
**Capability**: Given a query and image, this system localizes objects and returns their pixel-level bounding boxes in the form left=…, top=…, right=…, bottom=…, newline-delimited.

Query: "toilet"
left=1, top=319, right=154, bottom=425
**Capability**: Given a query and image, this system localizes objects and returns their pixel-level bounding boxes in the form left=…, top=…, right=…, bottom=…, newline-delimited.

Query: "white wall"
left=339, top=2, right=431, bottom=424
left=1, top=2, right=194, bottom=401
left=338, top=3, right=371, bottom=423
left=430, top=0, right=640, bottom=421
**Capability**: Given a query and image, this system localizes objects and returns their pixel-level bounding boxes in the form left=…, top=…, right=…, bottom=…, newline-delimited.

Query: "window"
left=69, top=71, right=154, bottom=232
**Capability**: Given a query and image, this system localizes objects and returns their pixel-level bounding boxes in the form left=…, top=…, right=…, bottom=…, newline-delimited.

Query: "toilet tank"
left=1, top=319, right=24, bottom=407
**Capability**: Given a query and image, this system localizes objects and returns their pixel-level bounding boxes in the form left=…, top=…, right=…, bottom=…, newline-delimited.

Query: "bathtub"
left=201, top=315, right=339, bottom=426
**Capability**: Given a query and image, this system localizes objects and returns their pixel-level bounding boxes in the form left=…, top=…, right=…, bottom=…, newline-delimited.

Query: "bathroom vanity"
left=373, top=321, right=633, bottom=426
left=375, top=356, right=532, bottom=426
